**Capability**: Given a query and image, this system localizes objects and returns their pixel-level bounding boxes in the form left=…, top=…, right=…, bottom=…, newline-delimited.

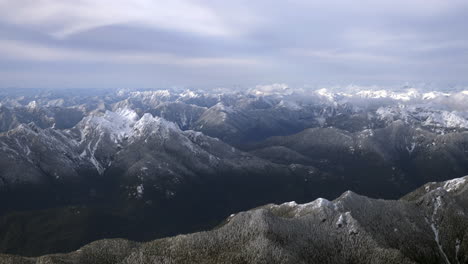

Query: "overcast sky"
left=1, top=0, right=468, bottom=89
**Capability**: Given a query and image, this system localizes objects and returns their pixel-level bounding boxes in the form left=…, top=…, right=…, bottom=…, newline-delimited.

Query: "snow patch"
left=308, top=198, right=336, bottom=211
left=179, top=90, right=199, bottom=98
left=132, top=113, right=180, bottom=141
left=278, top=198, right=336, bottom=217
left=443, top=177, right=467, bottom=192
left=283, top=201, right=297, bottom=207
left=26, top=100, right=38, bottom=109
left=427, top=195, right=452, bottom=264
left=335, top=211, right=359, bottom=234
left=136, top=184, right=144, bottom=198
left=80, top=108, right=138, bottom=144
left=406, top=142, right=416, bottom=154
left=336, top=213, right=346, bottom=228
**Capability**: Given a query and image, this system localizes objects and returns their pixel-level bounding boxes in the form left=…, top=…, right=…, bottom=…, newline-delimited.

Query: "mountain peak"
left=132, top=113, right=180, bottom=139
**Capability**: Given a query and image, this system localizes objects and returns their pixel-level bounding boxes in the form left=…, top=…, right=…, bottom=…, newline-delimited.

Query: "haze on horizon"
left=0, top=0, right=468, bottom=89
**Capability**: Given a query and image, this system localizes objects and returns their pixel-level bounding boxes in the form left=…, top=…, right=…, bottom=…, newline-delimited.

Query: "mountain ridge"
left=2, top=175, right=467, bottom=264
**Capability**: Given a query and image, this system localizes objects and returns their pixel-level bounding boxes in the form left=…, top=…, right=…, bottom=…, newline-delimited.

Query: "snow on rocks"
left=136, top=184, right=144, bottom=199
left=335, top=212, right=359, bottom=234
left=426, top=195, right=452, bottom=264
left=79, top=108, right=181, bottom=145
left=443, top=177, right=467, bottom=193
left=179, top=90, right=199, bottom=99
left=26, top=100, right=39, bottom=110
left=79, top=108, right=138, bottom=144
left=76, top=108, right=185, bottom=174
left=132, top=113, right=180, bottom=141
left=275, top=198, right=338, bottom=217
left=376, top=104, right=468, bottom=130
left=111, top=86, right=468, bottom=131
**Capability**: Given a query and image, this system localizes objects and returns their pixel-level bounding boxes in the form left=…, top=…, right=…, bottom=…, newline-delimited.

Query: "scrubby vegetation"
left=2, top=176, right=467, bottom=264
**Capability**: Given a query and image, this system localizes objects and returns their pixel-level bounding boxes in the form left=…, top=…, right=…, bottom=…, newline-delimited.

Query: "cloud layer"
left=0, top=0, right=467, bottom=88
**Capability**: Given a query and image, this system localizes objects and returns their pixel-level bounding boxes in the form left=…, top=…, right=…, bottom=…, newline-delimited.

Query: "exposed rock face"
left=2, top=176, right=467, bottom=264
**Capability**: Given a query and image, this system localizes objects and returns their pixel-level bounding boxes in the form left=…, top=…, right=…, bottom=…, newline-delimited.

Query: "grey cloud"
left=0, top=0, right=467, bottom=88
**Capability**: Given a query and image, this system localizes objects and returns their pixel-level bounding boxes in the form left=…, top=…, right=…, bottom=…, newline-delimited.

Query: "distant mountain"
left=2, top=176, right=467, bottom=264
left=248, top=120, right=468, bottom=197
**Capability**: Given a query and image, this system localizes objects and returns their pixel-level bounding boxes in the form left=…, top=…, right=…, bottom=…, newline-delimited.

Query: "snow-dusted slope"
left=0, top=123, right=98, bottom=186
left=5, top=175, right=468, bottom=264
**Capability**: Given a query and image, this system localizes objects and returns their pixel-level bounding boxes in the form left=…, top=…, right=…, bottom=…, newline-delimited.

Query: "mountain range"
left=0, top=86, right=467, bottom=258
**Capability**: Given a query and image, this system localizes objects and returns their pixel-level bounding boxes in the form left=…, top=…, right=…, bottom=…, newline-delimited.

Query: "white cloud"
left=250, top=83, right=291, bottom=96
left=0, top=0, right=239, bottom=38
left=0, top=39, right=261, bottom=66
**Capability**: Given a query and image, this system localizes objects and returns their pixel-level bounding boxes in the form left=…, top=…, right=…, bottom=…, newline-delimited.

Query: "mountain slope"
left=249, top=121, right=468, bottom=197
left=0, top=109, right=335, bottom=257
left=2, top=176, right=467, bottom=264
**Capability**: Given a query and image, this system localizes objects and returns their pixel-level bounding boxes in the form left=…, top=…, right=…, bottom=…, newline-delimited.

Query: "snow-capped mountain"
left=0, top=86, right=467, bottom=257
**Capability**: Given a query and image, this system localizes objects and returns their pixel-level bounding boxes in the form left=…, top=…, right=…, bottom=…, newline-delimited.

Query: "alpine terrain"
left=0, top=86, right=467, bottom=262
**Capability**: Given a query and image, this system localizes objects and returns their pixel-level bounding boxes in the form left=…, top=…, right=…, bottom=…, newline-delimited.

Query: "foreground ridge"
left=2, top=176, right=468, bottom=264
